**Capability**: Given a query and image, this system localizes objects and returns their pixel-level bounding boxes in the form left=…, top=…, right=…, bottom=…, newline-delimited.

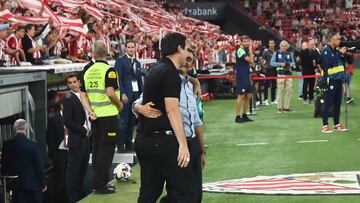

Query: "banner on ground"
left=203, top=171, right=360, bottom=195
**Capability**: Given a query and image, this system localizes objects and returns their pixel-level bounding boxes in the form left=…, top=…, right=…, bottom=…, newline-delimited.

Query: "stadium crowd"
left=240, top=0, right=360, bottom=46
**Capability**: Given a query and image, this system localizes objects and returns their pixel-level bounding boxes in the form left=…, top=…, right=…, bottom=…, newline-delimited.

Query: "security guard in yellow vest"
left=81, top=40, right=123, bottom=194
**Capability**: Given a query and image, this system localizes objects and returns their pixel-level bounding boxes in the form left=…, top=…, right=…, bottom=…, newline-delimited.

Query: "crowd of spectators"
left=0, top=0, right=247, bottom=71
left=239, top=0, right=360, bottom=48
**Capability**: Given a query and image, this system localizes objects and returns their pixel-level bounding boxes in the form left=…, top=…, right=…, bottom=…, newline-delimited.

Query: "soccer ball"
left=113, top=163, right=132, bottom=181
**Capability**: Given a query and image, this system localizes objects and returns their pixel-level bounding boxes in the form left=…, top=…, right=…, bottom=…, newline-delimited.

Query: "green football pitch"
left=82, top=73, right=360, bottom=203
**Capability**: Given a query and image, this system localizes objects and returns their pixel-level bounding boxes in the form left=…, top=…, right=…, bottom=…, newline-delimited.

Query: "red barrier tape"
left=198, top=74, right=321, bottom=80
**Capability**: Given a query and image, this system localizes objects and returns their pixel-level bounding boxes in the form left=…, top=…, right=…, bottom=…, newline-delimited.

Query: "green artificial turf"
left=82, top=73, right=360, bottom=203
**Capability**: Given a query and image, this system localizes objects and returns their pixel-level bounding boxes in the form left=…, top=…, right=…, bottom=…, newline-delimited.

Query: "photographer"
left=270, top=40, right=296, bottom=113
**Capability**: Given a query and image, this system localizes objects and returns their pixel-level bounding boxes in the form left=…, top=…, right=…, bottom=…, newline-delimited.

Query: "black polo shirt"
left=137, top=57, right=181, bottom=133
left=299, top=49, right=318, bottom=75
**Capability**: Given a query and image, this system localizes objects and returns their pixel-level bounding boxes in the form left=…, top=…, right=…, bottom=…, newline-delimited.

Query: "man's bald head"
left=93, top=40, right=108, bottom=59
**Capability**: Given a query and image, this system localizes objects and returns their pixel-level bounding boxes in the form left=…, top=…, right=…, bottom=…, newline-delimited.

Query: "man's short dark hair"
left=327, top=31, right=339, bottom=41
left=16, top=26, right=25, bottom=32
left=88, top=29, right=96, bottom=34
left=268, top=39, right=275, bottom=43
left=161, top=32, right=186, bottom=57
left=66, top=73, right=80, bottom=81
left=125, top=40, right=135, bottom=47
left=240, top=35, right=251, bottom=41
left=25, top=24, right=34, bottom=32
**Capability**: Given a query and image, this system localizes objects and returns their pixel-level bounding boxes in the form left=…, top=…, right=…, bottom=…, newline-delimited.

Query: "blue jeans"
left=346, top=73, right=352, bottom=98
left=296, top=71, right=303, bottom=97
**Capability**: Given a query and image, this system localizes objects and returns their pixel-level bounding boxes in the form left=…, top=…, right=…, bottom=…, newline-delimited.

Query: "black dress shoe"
left=94, top=186, right=116, bottom=194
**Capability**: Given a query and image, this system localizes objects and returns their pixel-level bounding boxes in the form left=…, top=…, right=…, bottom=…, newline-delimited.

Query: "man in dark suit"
left=46, top=95, right=68, bottom=203
left=63, top=73, right=91, bottom=203
left=114, top=40, right=143, bottom=151
left=1, top=119, right=47, bottom=203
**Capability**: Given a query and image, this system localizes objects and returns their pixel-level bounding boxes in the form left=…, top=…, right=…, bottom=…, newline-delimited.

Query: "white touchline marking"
left=296, top=140, right=328, bottom=143
left=237, top=143, right=268, bottom=146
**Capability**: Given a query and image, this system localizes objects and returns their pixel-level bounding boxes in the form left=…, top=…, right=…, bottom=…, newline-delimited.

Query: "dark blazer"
left=63, top=92, right=87, bottom=148
left=46, top=113, right=65, bottom=159
left=114, top=55, right=143, bottom=99
left=1, top=133, right=46, bottom=191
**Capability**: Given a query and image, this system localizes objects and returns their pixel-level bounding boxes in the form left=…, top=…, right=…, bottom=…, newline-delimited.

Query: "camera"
left=339, top=40, right=360, bottom=53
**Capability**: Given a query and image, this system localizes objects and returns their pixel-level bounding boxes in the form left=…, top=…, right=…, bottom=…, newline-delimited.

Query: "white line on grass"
left=296, top=140, right=328, bottom=144
left=236, top=143, right=268, bottom=146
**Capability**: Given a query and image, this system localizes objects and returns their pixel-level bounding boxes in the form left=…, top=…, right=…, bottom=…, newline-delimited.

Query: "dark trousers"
left=118, top=94, right=139, bottom=149
left=12, top=190, right=42, bottom=203
left=323, top=79, right=343, bottom=126
left=135, top=135, right=197, bottom=203
left=160, top=137, right=202, bottom=203
left=264, top=69, right=277, bottom=102
left=52, top=150, right=68, bottom=203
left=264, top=79, right=277, bottom=102
left=92, top=116, right=118, bottom=190
left=303, top=78, right=315, bottom=101
left=66, top=138, right=90, bottom=203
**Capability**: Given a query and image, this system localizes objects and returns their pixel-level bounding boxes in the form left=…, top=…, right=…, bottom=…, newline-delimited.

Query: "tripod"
left=344, top=65, right=349, bottom=131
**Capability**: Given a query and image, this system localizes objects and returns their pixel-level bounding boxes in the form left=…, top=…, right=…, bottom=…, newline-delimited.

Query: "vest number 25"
left=89, top=81, right=98, bottom=88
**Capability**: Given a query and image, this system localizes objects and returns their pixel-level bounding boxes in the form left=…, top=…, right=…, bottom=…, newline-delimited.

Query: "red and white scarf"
left=0, top=39, right=6, bottom=61
left=28, top=34, right=41, bottom=59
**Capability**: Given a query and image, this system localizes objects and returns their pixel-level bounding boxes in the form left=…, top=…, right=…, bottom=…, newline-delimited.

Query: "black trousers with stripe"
left=92, top=116, right=119, bottom=190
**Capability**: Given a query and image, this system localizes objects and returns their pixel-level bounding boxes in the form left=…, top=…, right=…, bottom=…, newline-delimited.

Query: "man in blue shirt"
left=132, top=51, right=206, bottom=203
left=270, top=40, right=296, bottom=113
left=235, top=35, right=255, bottom=123
left=320, top=32, right=348, bottom=133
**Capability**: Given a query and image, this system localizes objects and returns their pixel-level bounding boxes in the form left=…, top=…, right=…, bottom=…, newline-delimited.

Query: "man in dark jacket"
left=114, top=40, right=143, bottom=151
left=46, top=95, right=68, bottom=203
left=63, top=73, right=91, bottom=203
left=1, top=119, right=47, bottom=203
left=299, top=39, right=320, bottom=103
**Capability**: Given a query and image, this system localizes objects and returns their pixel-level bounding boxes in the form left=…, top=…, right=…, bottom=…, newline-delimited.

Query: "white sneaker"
left=256, top=101, right=260, bottom=106
left=19, top=62, right=32, bottom=66
left=271, top=100, right=277, bottom=105
left=263, top=100, right=269, bottom=106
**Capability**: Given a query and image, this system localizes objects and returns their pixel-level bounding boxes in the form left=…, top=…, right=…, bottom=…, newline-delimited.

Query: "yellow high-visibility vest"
left=84, top=62, right=120, bottom=117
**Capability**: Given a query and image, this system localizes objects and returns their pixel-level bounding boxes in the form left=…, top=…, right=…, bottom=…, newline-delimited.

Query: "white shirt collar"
left=126, top=53, right=135, bottom=60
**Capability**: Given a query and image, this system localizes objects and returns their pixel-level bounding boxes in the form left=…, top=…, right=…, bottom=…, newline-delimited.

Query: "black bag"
left=314, top=93, right=333, bottom=118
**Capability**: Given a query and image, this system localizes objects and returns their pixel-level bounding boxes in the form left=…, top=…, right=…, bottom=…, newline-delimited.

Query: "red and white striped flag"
left=58, top=16, right=86, bottom=35
left=0, top=9, right=48, bottom=25
left=15, top=0, right=61, bottom=26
